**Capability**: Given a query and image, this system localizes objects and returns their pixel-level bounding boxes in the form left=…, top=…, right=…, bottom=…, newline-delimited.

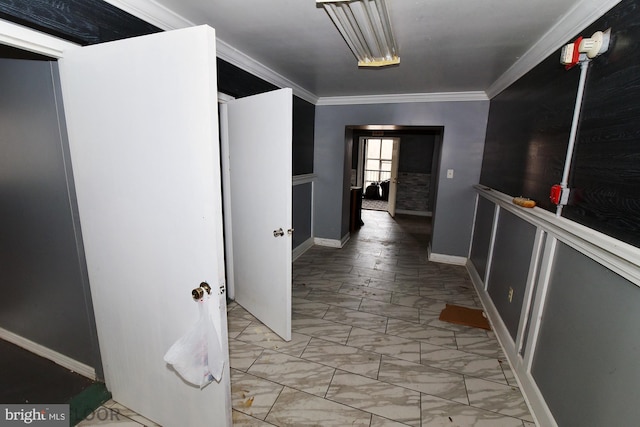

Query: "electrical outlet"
left=446, top=169, right=454, bottom=179
left=508, top=287, right=514, bottom=303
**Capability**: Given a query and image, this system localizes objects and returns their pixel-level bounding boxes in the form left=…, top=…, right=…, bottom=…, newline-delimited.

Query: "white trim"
left=395, top=209, right=432, bottom=217
left=102, top=0, right=193, bottom=30
left=467, top=269, right=554, bottom=427
left=486, top=0, right=623, bottom=98
left=292, top=236, right=314, bottom=261
left=0, top=18, right=79, bottom=58
left=0, top=327, right=96, bottom=380
left=215, top=39, right=318, bottom=105
left=314, top=234, right=350, bottom=248
left=475, top=186, right=640, bottom=287
left=103, top=1, right=318, bottom=105
left=292, top=173, right=317, bottom=185
left=427, top=245, right=467, bottom=265
left=316, top=91, right=488, bottom=106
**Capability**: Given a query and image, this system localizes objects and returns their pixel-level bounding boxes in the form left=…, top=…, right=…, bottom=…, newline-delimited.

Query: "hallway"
left=228, top=210, right=534, bottom=426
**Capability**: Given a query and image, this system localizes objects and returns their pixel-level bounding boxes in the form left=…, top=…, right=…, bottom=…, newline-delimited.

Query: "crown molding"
left=104, top=0, right=318, bottom=104
left=0, top=18, right=79, bottom=58
left=486, top=0, right=623, bottom=99
left=215, top=38, right=318, bottom=104
left=103, top=0, right=194, bottom=30
left=316, top=91, right=488, bottom=106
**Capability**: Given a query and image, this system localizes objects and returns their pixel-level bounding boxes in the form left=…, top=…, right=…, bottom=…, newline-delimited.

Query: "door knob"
left=273, top=228, right=284, bottom=237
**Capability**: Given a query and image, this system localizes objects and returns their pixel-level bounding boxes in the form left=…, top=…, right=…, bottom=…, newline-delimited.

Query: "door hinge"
left=219, top=283, right=226, bottom=295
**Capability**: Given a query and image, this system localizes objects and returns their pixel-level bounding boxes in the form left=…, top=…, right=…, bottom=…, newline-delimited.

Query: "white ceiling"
left=108, top=0, right=619, bottom=103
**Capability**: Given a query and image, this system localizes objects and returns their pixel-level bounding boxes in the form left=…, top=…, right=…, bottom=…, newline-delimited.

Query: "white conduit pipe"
left=557, top=59, right=590, bottom=217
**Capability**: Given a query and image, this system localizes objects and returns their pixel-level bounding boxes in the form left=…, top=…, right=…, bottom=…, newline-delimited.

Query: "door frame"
left=218, top=92, right=236, bottom=300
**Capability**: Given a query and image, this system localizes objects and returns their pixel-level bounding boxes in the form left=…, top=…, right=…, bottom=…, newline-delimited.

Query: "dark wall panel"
left=292, top=183, right=313, bottom=248
left=487, top=210, right=536, bottom=340
left=481, top=0, right=640, bottom=248
left=293, top=97, right=315, bottom=175
left=469, top=196, right=495, bottom=282
left=562, top=2, right=640, bottom=246
left=0, top=59, right=101, bottom=369
left=532, top=242, right=640, bottom=427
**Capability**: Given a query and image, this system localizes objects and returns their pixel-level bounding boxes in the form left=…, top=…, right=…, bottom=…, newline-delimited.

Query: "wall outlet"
left=508, top=287, right=514, bottom=303
left=446, top=169, right=454, bottom=179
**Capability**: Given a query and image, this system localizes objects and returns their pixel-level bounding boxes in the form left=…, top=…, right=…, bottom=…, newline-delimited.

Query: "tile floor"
left=80, top=210, right=535, bottom=426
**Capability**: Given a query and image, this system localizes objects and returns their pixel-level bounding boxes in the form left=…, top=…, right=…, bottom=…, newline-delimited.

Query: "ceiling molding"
left=0, top=18, right=79, bottom=58
left=316, top=91, right=489, bottom=106
left=103, top=0, right=319, bottom=104
left=486, top=0, right=622, bottom=99
left=102, top=0, right=194, bottom=30
left=215, top=39, right=318, bottom=105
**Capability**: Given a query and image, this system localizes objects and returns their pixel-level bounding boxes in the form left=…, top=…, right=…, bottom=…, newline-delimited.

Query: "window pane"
left=366, top=159, right=379, bottom=170
left=380, top=139, right=393, bottom=159
left=381, top=160, right=392, bottom=171
left=366, top=139, right=381, bottom=158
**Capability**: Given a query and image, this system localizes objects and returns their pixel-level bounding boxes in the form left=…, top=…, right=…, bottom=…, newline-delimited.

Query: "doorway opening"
left=359, top=136, right=399, bottom=214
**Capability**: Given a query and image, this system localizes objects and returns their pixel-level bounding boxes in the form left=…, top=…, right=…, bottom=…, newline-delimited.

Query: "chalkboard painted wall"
left=481, top=0, right=640, bottom=248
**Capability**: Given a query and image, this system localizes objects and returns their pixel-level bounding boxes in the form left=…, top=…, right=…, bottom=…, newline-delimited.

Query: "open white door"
left=388, top=139, right=401, bottom=217
left=58, top=26, right=231, bottom=427
left=227, top=89, right=293, bottom=341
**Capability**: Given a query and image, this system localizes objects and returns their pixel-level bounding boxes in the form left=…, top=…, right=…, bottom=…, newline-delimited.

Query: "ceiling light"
left=318, top=0, right=400, bottom=67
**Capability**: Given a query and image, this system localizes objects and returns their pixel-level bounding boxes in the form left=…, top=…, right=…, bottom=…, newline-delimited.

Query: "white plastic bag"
left=164, top=294, right=224, bottom=388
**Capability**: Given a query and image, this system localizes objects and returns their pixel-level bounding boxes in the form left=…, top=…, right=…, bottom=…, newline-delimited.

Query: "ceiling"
left=0, top=0, right=620, bottom=102
left=105, top=0, right=617, bottom=102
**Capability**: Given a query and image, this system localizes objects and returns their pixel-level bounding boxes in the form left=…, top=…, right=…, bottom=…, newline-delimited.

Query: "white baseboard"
left=395, top=209, right=432, bottom=217
left=314, top=233, right=350, bottom=249
left=427, top=246, right=467, bottom=265
left=293, top=236, right=314, bottom=261
left=466, top=260, right=556, bottom=427
left=0, top=327, right=96, bottom=380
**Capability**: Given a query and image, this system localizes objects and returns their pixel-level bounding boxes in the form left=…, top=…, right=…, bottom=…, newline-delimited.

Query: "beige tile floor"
left=80, top=210, right=535, bottom=426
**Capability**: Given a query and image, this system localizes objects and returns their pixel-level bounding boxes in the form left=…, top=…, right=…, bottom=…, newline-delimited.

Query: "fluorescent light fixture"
left=318, top=0, right=400, bottom=67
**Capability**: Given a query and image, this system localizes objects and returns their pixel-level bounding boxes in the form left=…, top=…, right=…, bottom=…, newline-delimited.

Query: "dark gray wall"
left=532, top=242, right=640, bottom=427
left=314, top=101, right=489, bottom=257
left=398, top=134, right=434, bottom=174
left=486, top=210, right=536, bottom=339
left=481, top=0, right=640, bottom=248
left=0, top=58, right=101, bottom=370
left=469, top=196, right=494, bottom=281
left=292, top=183, right=313, bottom=248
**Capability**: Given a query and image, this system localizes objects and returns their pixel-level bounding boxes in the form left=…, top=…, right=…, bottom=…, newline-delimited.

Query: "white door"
left=388, top=139, right=401, bottom=217
left=227, top=89, right=293, bottom=341
left=58, top=26, right=231, bottom=427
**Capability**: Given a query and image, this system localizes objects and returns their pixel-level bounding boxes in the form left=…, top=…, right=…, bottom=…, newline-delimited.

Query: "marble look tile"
left=266, top=387, right=371, bottom=426
left=304, top=289, right=364, bottom=309
left=455, top=335, right=505, bottom=359
left=378, top=356, right=468, bottom=404
left=326, top=371, right=421, bottom=427
left=232, top=410, right=276, bottom=426
left=420, top=342, right=506, bottom=383
left=248, top=350, right=335, bottom=396
left=359, top=299, right=420, bottom=323
left=231, top=370, right=283, bottom=419
left=291, top=279, right=343, bottom=292
left=347, top=327, right=421, bottom=363
left=323, top=305, right=388, bottom=333
left=420, top=310, right=486, bottom=334
left=523, top=422, right=536, bottom=427
left=500, top=360, right=519, bottom=387
left=301, top=337, right=381, bottom=378
left=228, top=338, right=265, bottom=371
left=390, top=294, right=447, bottom=314
left=227, top=305, right=261, bottom=323
left=291, top=297, right=331, bottom=318
left=291, top=314, right=352, bottom=344
left=465, top=377, right=533, bottom=421
left=235, top=323, right=311, bottom=357
left=339, top=283, right=393, bottom=302
left=291, top=284, right=311, bottom=299
left=351, top=266, right=397, bottom=281
left=322, top=272, right=372, bottom=285
left=385, top=318, right=456, bottom=348
left=367, top=278, right=421, bottom=296
left=227, top=316, right=252, bottom=338
left=421, top=394, right=526, bottom=427
left=77, top=405, right=142, bottom=427
left=370, top=415, right=411, bottom=427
